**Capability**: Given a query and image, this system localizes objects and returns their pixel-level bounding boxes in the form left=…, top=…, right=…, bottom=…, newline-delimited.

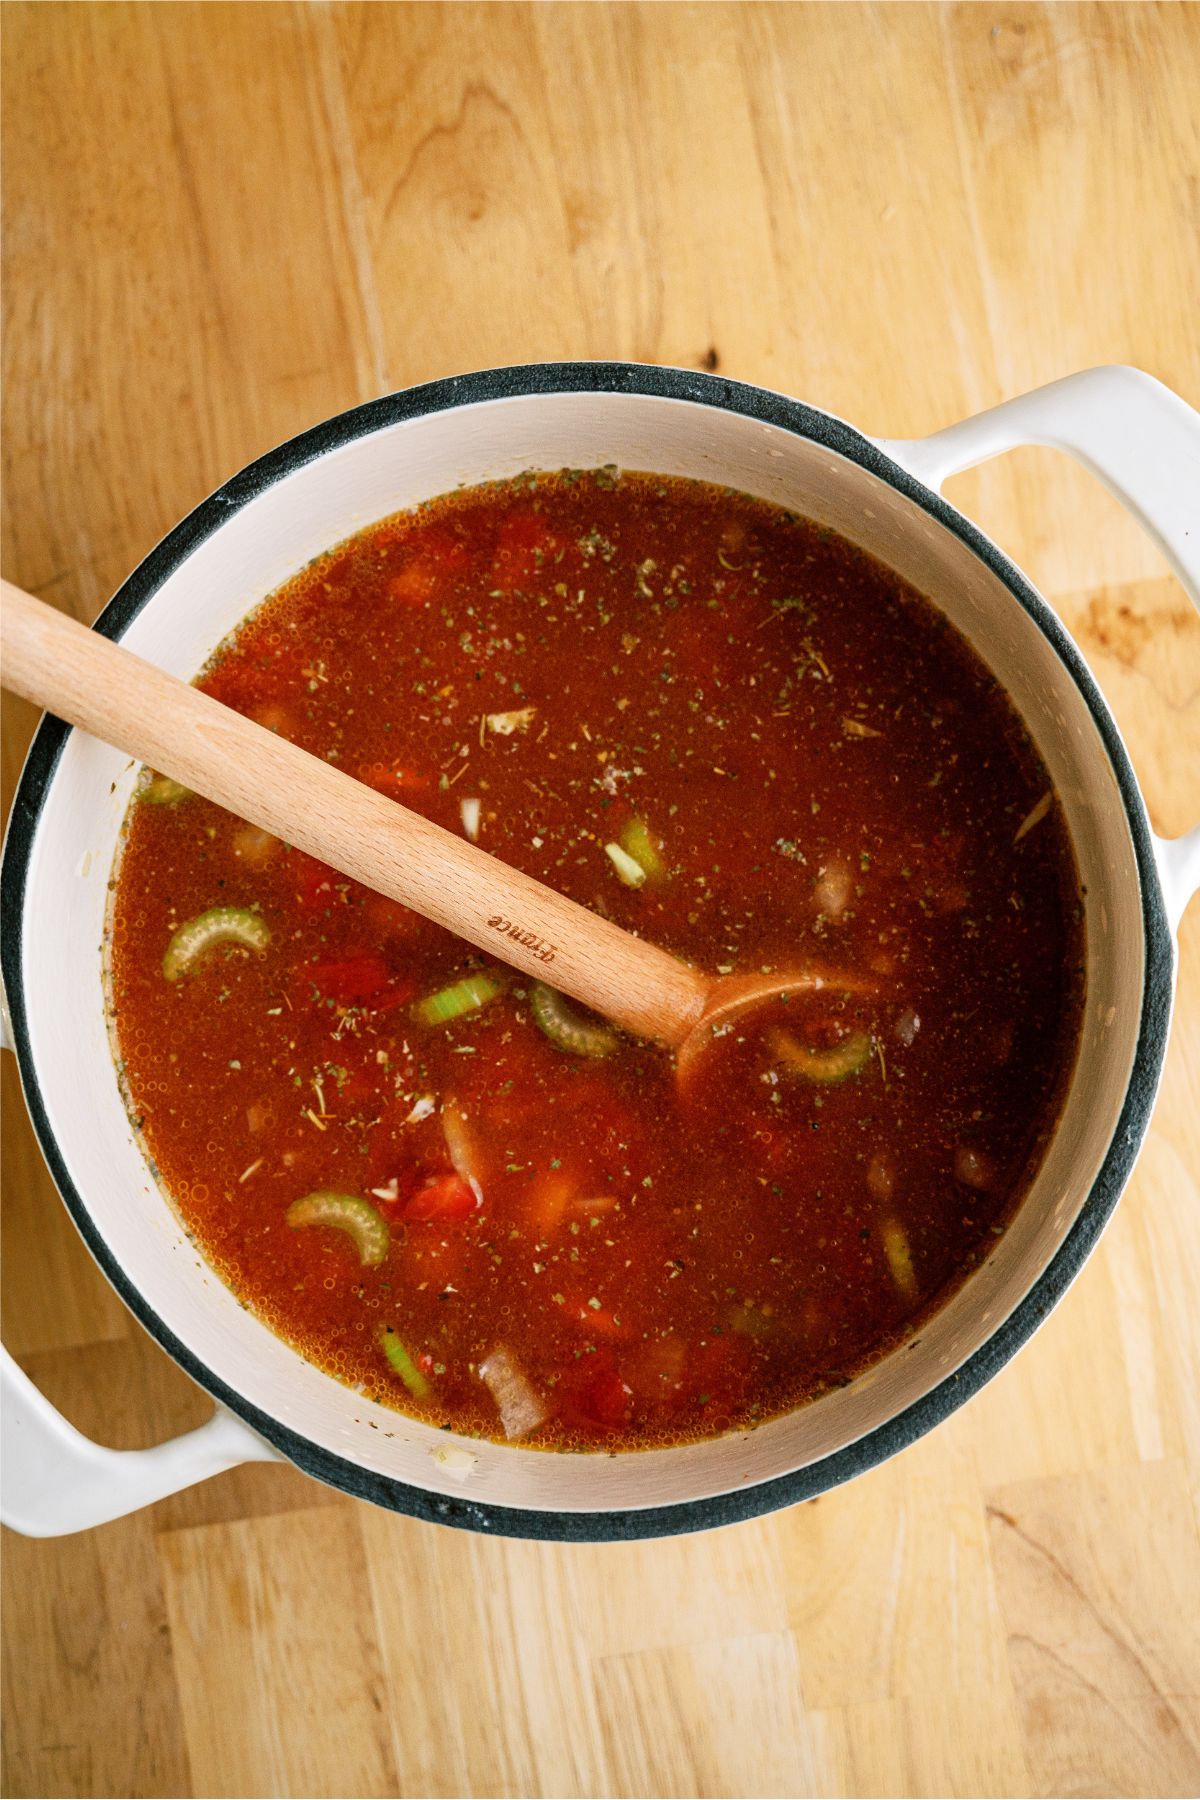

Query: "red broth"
left=108, top=470, right=1084, bottom=1449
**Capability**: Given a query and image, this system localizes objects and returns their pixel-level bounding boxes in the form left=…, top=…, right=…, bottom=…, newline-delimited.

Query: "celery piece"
left=770, top=1027, right=872, bottom=1084
left=286, top=1191, right=390, bottom=1266
left=413, top=971, right=502, bottom=1026
left=162, top=907, right=270, bottom=980
left=530, top=983, right=620, bottom=1058
left=381, top=1329, right=431, bottom=1398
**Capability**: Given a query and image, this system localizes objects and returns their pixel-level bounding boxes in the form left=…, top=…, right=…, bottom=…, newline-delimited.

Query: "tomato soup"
left=108, top=470, right=1084, bottom=1449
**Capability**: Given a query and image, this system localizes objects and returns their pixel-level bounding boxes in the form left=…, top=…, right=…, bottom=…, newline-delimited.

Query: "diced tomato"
left=388, top=531, right=471, bottom=605
left=491, top=509, right=562, bottom=584
left=560, top=1291, right=629, bottom=1338
left=253, top=702, right=297, bottom=738
left=302, top=952, right=414, bottom=1010
left=523, top=1168, right=576, bottom=1237
left=577, top=1365, right=634, bottom=1428
left=406, top=1174, right=478, bottom=1223
left=289, top=849, right=339, bottom=911
left=364, top=894, right=426, bottom=939
left=356, top=762, right=429, bottom=797
left=622, top=1334, right=688, bottom=1414
left=307, top=952, right=390, bottom=1005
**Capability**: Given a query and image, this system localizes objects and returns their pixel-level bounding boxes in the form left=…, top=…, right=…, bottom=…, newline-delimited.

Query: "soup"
left=107, top=469, right=1084, bottom=1449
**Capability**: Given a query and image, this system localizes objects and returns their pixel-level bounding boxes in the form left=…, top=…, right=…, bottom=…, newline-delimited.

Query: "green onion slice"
left=770, top=1027, right=873, bottom=1084
left=413, top=970, right=502, bottom=1026
left=162, top=907, right=270, bottom=980
left=380, top=1328, right=431, bottom=1398
left=530, top=982, right=620, bottom=1059
left=286, top=1191, right=390, bottom=1266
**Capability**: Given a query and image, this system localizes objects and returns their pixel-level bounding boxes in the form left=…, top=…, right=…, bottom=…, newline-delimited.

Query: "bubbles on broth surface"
left=107, top=469, right=1085, bottom=1451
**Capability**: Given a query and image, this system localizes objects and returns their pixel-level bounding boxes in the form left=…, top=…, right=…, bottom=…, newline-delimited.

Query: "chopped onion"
left=486, top=707, right=537, bottom=736
left=866, top=1153, right=895, bottom=1204
left=813, top=856, right=851, bottom=918
left=605, top=842, right=646, bottom=888
left=478, top=1346, right=548, bottom=1440
left=442, top=1103, right=484, bottom=1204
left=954, top=1146, right=996, bottom=1191
left=895, top=1008, right=921, bottom=1047
left=881, top=1219, right=918, bottom=1299
left=1014, top=792, right=1052, bottom=843
left=460, top=797, right=481, bottom=842
left=405, top=1095, right=436, bottom=1125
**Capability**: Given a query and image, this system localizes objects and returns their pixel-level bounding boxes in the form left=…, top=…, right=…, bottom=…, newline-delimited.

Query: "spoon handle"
left=0, top=581, right=709, bottom=1046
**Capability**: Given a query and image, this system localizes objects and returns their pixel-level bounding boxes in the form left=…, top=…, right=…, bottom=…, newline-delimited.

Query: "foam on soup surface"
left=108, top=470, right=1084, bottom=1448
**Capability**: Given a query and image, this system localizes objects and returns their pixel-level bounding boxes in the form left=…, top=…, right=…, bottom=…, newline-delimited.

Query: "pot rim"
left=0, top=360, right=1175, bottom=1540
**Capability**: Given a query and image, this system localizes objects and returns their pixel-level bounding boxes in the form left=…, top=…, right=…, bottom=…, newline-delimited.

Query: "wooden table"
left=2, top=5, right=1198, bottom=1795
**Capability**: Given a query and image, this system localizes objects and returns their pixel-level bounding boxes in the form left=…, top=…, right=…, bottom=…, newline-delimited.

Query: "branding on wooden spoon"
left=488, top=915, right=557, bottom=964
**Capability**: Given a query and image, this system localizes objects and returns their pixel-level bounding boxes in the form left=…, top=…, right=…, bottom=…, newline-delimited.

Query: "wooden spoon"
left=1, top=580, right=870, bottom=1073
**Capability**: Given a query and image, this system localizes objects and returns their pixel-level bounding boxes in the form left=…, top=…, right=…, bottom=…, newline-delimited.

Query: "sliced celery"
left=413, top=971, right=502, bottom=1026
left=380, top=1328, right=431, bottom=1398
left=286, top=1191, right=389, bottom=1266
left=770, top=1027, right=872, bottom=1084
left=162, top=907, right=270, bottom=980
left=530, top=982, right=620, bottom=1058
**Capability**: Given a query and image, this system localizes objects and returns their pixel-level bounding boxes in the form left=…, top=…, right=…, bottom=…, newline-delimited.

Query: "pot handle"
left=1, top=1004, right=282, bottom=1537
left=0, top=1344, right=282, bottom=1537
left=877, top=364, right=1200, bottom=603
left=878, top=364, right=1200, bottom=935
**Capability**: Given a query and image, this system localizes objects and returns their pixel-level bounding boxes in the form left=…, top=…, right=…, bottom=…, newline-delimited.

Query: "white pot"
left=3, top=363, right=1197, bottom=1539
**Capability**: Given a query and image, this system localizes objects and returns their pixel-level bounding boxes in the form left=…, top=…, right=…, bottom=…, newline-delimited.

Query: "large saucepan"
left=3, top=363, right=1197, bottom=1539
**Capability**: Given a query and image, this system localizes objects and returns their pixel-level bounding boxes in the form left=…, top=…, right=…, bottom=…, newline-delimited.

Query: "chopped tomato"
left=303, top=953, right=417, bottom=1012
left=560, top=1291, right=628, bottom=1338
left=253, top=702, right=297, bottom=738
left=406, top=1174, right=478, bottom=1222
left=388, top=531, right=471, bottom=605
left=577, top=1365, right=634, bottom=1428
left=357, top=762, right=429, bottom=797
left=288, top=849, right=339, bottom=911
left=491, top=508, right=563, bottom=584
left=366, top=1098, right=445, bottom=1190
left=622, top=1334, right=688, bottom=1414
left=364, top=894, right=426, bottom=939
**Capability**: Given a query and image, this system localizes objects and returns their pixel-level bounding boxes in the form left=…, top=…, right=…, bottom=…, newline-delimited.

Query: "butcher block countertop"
left=2, top=5, right=1197, bottom=1796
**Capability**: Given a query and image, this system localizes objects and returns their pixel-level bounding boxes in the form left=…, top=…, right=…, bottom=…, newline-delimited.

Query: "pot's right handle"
left=878, top=364, right=1200, bottom=935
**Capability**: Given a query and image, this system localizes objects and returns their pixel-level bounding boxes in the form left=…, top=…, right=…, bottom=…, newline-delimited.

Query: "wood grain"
left=2, top=4, right=1198, bottom=1797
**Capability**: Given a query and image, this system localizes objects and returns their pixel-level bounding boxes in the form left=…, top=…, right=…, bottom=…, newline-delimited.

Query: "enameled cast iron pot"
left=3, top=362, right=1198, bottom=1539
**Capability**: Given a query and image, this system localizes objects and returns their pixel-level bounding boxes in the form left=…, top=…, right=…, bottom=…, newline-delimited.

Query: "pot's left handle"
left=0, top=1014, right=283, bottom=1539
left=1, top=1346, right=282, bottom=1537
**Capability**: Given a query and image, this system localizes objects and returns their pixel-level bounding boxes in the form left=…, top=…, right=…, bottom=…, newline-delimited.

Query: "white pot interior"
left=16, top=388, right=1145, bottom=1512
